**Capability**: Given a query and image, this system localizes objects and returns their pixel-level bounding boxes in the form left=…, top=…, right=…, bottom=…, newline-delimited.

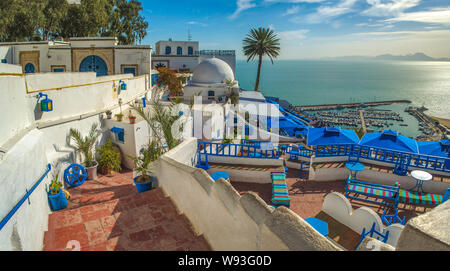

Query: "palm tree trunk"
left=254, top=54, right=263, bottom=92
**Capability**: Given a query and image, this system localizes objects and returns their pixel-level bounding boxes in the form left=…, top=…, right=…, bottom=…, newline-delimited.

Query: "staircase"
left=43, top=171, right=211, bottom=251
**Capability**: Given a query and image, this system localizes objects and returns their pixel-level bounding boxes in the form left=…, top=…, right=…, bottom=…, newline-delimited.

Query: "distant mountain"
left=331, top=53, right=450, bottom=62
left=375, top=53, right=450, bottom=62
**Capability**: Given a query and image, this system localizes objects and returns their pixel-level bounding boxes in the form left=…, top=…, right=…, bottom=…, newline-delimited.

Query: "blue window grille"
left=111, top=127, right=125, bottom=143
left=208, top=90, right=215, bottom=97
left=25, top=63, right=35, bottom=74
left=177, top=46, right=183, bottom=55
left=165, top=46, right=172, bottom=55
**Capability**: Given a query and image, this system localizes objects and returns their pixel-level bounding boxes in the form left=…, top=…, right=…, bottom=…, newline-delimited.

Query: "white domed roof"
left=192, top=58, right=234, bottom=84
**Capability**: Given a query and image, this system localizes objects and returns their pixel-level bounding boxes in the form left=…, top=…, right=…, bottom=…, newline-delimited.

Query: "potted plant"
left=96, top=140, right=122, bottom=176
left=105, top=110, right=112, bottom=119
left=128, top=110, right=137, bottom=124
left=129, top=140, right=164, bottom=193
left=48, top=175, right=68, bottom=211
left=115, top=113, right=124, bottom=121
left=69, top=123, right=101, bottom=180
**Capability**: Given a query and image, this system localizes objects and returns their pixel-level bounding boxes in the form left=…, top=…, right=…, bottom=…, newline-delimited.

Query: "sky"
left=140, top=0, right=450, bottom=60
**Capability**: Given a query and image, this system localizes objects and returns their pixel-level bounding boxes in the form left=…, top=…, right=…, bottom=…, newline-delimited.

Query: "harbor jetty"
left=295, top=99, right=411, bottom=111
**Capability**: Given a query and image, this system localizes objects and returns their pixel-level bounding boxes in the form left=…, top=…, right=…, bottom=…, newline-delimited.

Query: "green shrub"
left=96, top=140, right=122, bottom=172
left=49, top=175, right=63, bottom=195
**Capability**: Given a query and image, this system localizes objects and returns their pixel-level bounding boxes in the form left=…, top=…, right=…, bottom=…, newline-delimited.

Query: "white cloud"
left=385, top=7, right=450, bottom=24
left=264, top=0, right=324, bottom=3
left=278, top=29, right=310, bottom=42
left=363, top=0, right=421, bottom=17
left=283, top=5, right=301, bottom=16
left=229, top=0, right=257, bottom=19
left=291, top=0, right=357, bottom=24
left=187, top=21, right=208, bottom=27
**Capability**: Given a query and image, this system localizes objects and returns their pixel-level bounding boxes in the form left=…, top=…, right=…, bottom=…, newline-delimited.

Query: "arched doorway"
left=79, top=55, right=108, bottom=76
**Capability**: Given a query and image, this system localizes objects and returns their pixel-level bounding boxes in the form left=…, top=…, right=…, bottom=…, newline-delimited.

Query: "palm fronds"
left=69, top=123, right=101, bottom=167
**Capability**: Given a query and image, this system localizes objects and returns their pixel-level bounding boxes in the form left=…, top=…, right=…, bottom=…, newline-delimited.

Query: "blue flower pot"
left=48, top=189, right=68, bottom=211
left=133, top=175, right=153, bottom=194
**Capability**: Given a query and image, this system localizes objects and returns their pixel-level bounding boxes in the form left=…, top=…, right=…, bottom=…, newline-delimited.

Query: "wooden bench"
left=345, top=177, right=400, bottom=211
left=271, top=172, right=290, bottom=208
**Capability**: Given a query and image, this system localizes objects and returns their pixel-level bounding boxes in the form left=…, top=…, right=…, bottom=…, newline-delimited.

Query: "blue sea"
left=236, top=60, right=450, bottom=138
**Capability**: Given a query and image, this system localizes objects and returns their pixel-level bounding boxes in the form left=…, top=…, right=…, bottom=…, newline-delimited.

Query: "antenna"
left=188, top=28, right=192, bottom=41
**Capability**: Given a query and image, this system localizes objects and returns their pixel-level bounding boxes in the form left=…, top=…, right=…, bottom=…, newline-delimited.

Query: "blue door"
left=79, top=55, right=108, bottom=76
left=25, top=63, right=35, bottom=74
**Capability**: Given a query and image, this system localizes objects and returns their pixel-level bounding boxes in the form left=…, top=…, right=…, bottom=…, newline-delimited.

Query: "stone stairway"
left=43, top=171, right=211, bottom=251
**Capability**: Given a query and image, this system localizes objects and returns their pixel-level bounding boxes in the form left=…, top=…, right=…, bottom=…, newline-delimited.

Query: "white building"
left=183, top=58, right=239, bottom=103
left=151, top=39, right=236, bottom=74
left=0, top=37, right=152, bottom=76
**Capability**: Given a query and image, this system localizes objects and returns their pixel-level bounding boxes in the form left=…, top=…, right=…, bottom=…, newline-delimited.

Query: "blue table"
left=305, top=217, right=329, bottom=237
left=211, top=171, right=230, bottom=182
left=346, top=162, right=365, bottom=179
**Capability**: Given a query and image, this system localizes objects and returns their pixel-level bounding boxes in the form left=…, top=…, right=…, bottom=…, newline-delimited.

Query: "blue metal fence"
left=0, top=164, right=52, bottom=231
left=287, top=143, right=449, bottom=173
left=198, top=141, right=280, bottom=159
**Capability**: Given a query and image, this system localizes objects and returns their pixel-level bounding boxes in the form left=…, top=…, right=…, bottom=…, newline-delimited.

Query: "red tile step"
left=43, top=185, right=211, bottom=251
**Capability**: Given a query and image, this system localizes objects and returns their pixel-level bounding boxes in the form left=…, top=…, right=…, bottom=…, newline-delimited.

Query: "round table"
left=346, top=162, right=365, bottom=179
left=211, top=171, right=230, bottom=182
left=410, top=170, right=432, bottom=193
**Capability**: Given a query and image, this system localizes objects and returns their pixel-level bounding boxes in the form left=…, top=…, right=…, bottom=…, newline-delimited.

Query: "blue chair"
left=443, top=188, right=450, bottom=203
left=381, top=209, right=405, bottom=226
left=356, top=222, right=390, bottom=250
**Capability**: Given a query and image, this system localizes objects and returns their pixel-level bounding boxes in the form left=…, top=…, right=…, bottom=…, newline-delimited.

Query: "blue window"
left=110, top=127, right=125, bottom=143
left=208, top=90, right=215, bottom=97
left=177, top=46, right=183, bottom=55
left=123, top=67, right=136, bottom=76
left=1, top=59, right=7, bottom=63
left=188, top=47, right=193, bottom=55
left=79, top=55, right=108, bottom=76
left=53, top=68, right=64, bottom=72
left=165, top=46, right=172, bottom=55
left=25, top=63, right=35, bottom=74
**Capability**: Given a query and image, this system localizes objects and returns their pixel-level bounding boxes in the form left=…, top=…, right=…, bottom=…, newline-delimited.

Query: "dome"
left=191, top=58, right=234, bottom=84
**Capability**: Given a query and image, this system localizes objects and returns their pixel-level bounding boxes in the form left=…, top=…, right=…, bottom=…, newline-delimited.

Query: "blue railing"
left=286, top=143, right=450, bottom=173
left=198, top=141, right=280, bottom=159
left=286, top=145, right=314, bottom=158
left=0, top=164, right=52, bottom=231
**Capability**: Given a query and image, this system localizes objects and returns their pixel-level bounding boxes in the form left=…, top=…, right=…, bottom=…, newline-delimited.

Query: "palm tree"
left=243, top=27, right=280, bottom=92
left=69, top=123, right=101, bottom=167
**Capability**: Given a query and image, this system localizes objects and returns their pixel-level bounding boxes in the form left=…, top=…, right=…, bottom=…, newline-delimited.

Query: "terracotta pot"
left=129, top=117, right=136, bottom=124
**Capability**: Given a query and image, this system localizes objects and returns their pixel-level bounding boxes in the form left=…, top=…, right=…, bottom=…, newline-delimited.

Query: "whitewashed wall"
left=154, top=138, right=341, bottom=251
left=322, top=192, right=404, bottom=247
left=0, top=62, right=151, bottom=250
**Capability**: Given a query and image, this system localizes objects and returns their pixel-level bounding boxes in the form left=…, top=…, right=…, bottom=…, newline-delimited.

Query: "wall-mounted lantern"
left=39, top=92, right=53, bottom=112
left=119, top=80, right=127, bottom=91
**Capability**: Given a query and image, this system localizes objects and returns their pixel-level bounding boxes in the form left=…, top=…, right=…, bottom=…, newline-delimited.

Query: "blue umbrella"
left=307, top=127, right=360, bottom=146
left=359, top=130, right=419, bottom=154
left=417, top=140, right=450, bottom=157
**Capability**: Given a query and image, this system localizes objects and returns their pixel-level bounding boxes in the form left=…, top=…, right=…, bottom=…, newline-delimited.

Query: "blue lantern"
left=39, top=92, right=53, bottom=112
left=119, top=80, right=127, bottom=91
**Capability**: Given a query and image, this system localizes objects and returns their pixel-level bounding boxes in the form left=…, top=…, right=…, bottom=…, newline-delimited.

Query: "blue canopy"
left=307, top=127, right=359, bottom=146
left=359, top=130, right=419, bottom=154
left=417, top=140, right=450, bottom=158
